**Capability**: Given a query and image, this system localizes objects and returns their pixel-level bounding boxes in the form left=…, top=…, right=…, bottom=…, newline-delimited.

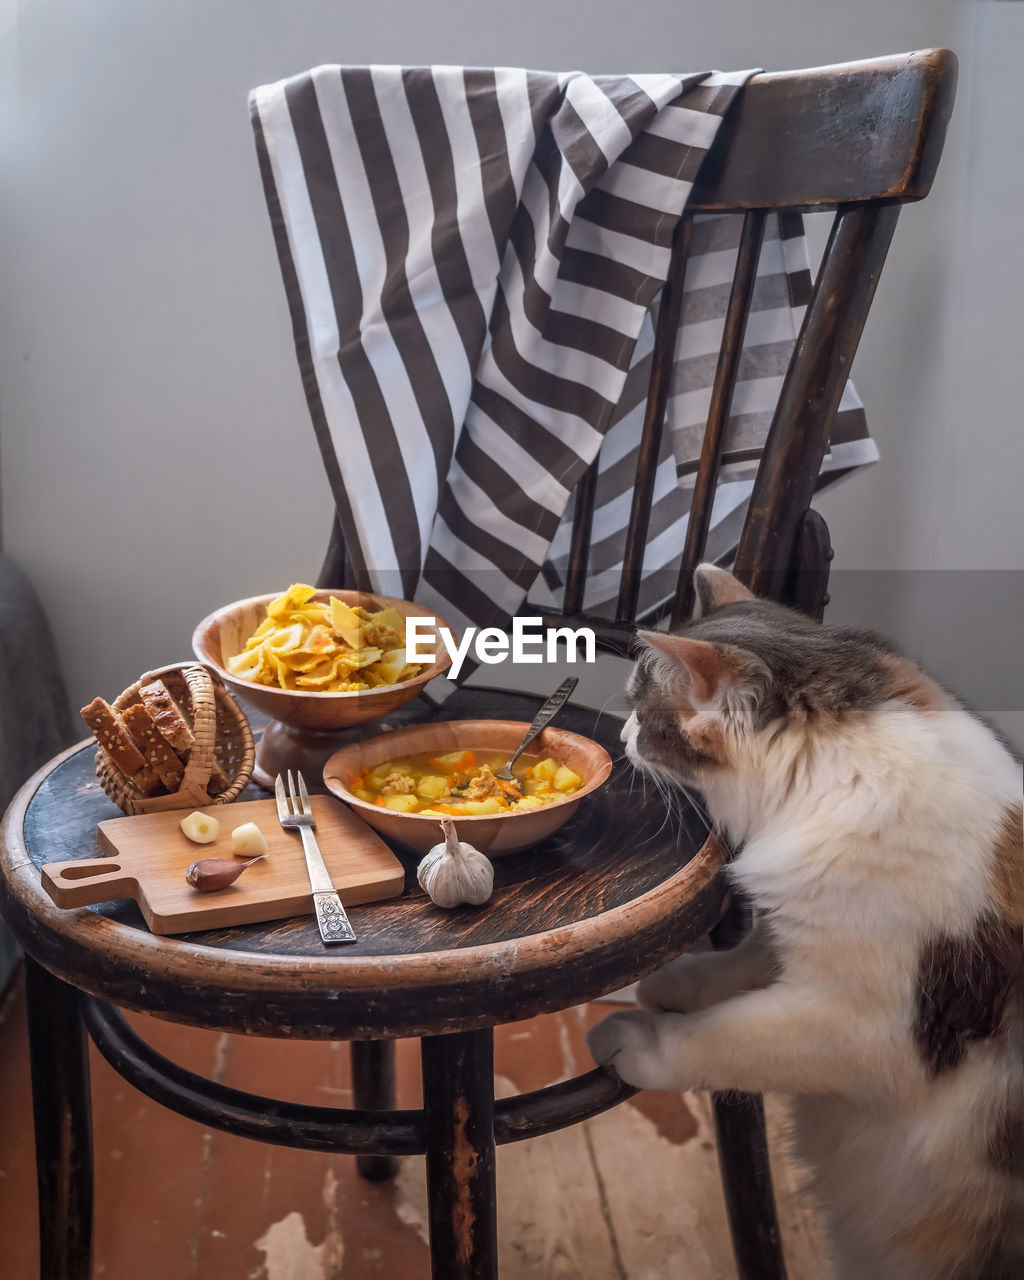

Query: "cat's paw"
left=636, top=954, right=708, bottom=1012
left=586, top=1011, right=678, bottom=1090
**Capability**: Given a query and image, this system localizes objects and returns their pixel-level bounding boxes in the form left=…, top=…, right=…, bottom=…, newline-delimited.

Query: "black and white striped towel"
left=251, top=67, right=876, bottom=650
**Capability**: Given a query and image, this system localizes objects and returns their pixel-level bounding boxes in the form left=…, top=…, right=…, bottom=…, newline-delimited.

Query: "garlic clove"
left=186, top=855, right=266, bottom=892
left=231, top=821, right=268, bottom=857
left=180, top=811, right=220, bottom=844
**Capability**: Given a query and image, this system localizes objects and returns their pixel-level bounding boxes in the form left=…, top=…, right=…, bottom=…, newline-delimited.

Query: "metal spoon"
left=495, top=676, right=579, bottom=783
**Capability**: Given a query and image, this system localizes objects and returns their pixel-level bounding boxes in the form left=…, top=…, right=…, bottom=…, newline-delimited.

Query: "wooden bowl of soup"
left=323, top=720, right=612, bottom=856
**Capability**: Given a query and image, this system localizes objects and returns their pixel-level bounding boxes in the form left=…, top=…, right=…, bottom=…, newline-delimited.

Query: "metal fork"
left=275, top=771, right=357, bottom=944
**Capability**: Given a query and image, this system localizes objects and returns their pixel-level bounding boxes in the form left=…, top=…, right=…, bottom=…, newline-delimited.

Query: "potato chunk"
left=381, top=794, right=420, bottom=812
left=416, top=774, right=449, bottom=800
left=460, top=797, right=503, bottom=815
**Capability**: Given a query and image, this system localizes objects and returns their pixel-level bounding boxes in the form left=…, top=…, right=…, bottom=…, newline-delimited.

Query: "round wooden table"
left=0, top=688, right=726, bottom=1280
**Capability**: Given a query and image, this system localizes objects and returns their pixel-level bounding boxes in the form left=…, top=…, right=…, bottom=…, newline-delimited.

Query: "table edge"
left=1, top=738, right=727, bottom=1006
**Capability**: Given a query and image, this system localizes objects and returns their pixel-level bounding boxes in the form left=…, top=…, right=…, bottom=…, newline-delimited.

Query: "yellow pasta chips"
left=227, top=584, right=422, bottom=692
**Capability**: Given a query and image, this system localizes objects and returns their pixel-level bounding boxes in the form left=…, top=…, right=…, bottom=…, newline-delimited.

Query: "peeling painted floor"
left=0, top=971, right=833, bottom=1278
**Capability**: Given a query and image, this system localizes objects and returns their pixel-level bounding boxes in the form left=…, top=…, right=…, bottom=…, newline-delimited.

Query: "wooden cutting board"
left=40, top=796, right=406, bottom=935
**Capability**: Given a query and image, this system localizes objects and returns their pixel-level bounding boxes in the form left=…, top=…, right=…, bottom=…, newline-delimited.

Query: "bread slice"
left=121, top=703, right=185, bottom=790
left=81, top=697, right=149, bottom=777
left=131, top=764, right=163, bottom=797
left=138, top=678, right=195, bottom=754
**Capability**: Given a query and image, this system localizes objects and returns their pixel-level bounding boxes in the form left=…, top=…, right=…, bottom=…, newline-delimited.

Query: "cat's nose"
left=620, top=711, right=637, bottom=744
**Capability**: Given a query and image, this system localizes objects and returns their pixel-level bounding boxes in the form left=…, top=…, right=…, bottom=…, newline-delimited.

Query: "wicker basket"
left=96, top=662, right=255, bottom=815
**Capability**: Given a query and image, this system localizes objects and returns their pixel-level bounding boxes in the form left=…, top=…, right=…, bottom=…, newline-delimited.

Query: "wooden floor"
left=0, top=970, right=833, bottom=1279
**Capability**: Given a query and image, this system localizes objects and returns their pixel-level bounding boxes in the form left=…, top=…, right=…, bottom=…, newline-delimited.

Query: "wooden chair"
left=0, top=49, right=956, bottom=1280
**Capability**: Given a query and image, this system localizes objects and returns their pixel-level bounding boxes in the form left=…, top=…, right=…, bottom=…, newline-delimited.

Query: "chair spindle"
left=616, top=215, right=693, bottom=622
left=669, top=210, right=767, bottom=629
left=736, top=202, right=901, bottom=602
left=563, top=460, right=599, bottom=616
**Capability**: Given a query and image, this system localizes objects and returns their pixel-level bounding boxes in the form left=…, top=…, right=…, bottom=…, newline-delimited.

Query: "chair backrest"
left=319, top=50, right=957, bottom=644
left=562, top=49, right=956, bottom=647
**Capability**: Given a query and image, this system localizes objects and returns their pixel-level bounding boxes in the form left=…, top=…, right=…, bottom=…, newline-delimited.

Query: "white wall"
left=1, top=0, right=1020, bottom=745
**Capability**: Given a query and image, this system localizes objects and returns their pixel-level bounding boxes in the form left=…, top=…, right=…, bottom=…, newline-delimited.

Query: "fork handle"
left=313, top=891, right=357, bottom=945
left=297, top=827, right=357, bottom=944
left=298, top=825, right=339, bottom=894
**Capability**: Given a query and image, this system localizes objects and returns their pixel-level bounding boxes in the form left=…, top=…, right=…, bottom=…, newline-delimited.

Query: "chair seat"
left=0, top=688, right=725, bottom=1040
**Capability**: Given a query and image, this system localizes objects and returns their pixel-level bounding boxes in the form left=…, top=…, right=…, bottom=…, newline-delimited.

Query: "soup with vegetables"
left=352, top=749, right=583, bottom=817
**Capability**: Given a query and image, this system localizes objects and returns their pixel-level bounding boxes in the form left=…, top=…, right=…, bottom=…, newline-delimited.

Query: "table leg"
left=709, top=894, right=787, bottom=1279
left=712, top=1091, right=787, bottom=1279
left=24, top=957, right=93, bottom=1280
left=420, top=1029, right=498, bottom=1280
left=350, top=1040, right=399, bottom=1181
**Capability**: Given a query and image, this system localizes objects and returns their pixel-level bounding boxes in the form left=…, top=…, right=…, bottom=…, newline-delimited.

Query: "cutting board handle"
left=41, top=859, right=140, bottom=909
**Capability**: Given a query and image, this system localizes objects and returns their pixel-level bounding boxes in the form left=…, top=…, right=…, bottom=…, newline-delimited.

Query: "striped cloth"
left=251, top=66, right=875, bottom=655
left=538, top=211, right=874, bottom=621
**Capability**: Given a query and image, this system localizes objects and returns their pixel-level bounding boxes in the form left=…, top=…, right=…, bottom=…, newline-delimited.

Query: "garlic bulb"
left=417, top=817, right=494, bottom=908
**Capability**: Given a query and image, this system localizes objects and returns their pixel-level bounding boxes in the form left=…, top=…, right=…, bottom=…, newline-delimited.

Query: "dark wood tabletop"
left=0, top=688, right=725, bottom=1039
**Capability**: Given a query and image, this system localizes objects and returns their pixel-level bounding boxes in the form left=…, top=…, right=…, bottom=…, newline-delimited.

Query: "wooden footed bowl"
left=323, top=719, right=613, bottom=857
left=192, top=590, right=454, bottom=789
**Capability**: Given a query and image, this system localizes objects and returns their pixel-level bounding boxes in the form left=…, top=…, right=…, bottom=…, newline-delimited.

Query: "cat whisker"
left=633, top=761, right=712, bottom=842
left=627, top=761, right=665, bottom=842
left=670, top=779, right=712, bottom=834
left=591, top=691, right=628, bottom=738
left=635, top=766, right=683, bottom=847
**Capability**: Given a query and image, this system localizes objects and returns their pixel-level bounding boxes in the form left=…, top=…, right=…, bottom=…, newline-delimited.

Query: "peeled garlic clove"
left=180, top=811, right=220, bottom=844
left=231, top=821, right=268, bottom=857
left=186, top=855, right=265, bottom=891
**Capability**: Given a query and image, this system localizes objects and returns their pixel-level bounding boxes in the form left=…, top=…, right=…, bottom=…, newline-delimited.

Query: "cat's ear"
left=694, top=564, right=755, bottom=617
left=638, top=632, right=755, bottom=705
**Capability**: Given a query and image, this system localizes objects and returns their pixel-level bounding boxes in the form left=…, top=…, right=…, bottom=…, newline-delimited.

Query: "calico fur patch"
left=627, top=661, right=730, bottom=773
left=914, top=915, right=1021, bottom=1075
left=992, top=806, right=1024, bottom=928
left=988, top=1100, right=1024, bottom=1177
left=878, top=652, right=948, bottom=712
left=901, top=1196, right=999, bottom=1274
left=642, top=598, right=908, bottom=725
left=635, top=703, right=727, bottom=773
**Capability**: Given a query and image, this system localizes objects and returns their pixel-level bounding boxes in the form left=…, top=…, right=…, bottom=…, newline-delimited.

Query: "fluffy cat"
left=587, top=564, right=1023, bottom=1280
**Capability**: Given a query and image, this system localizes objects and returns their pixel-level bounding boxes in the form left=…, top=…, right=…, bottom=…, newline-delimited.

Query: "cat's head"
left=621, top=564, right=942, bottom=787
